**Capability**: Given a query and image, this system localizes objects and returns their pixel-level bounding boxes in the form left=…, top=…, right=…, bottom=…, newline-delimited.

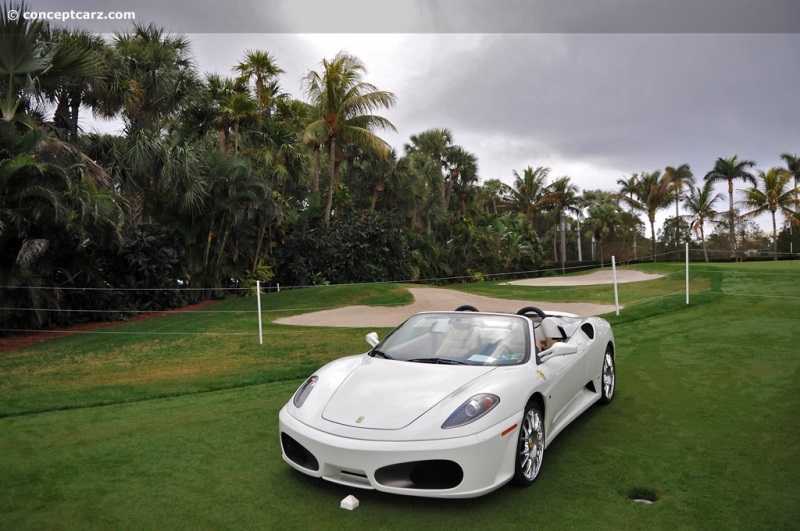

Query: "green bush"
left=275, top=211, right=413, bottom=286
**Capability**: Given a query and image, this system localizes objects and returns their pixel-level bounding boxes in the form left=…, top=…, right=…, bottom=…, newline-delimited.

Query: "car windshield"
left=373, top=313, right=530, bottom=366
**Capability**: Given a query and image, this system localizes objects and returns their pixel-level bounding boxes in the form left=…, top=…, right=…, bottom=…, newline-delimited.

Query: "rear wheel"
left=512, top=401, right=545, bottom=487
left=600, top=348, right=615, bottom=404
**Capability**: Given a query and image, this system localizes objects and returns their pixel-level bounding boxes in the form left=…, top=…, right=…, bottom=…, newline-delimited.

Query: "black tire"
left=454, top=304, right=479, bottom=312
left=599, top=347, right=615, bottom=405
left=512, top=401, right=545, bottom=487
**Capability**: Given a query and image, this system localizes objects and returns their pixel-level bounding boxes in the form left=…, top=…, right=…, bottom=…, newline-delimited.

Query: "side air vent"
left=581, top=323, right=595, bottom=339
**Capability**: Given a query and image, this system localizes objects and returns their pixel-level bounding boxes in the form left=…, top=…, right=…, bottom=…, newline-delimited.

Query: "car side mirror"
left=539, top=342, right=578, bottom=362
left=365, top=332, right=380, bottom=348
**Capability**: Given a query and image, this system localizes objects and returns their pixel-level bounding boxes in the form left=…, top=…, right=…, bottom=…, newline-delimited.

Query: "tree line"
left=1, top=4, right=798, bottom=331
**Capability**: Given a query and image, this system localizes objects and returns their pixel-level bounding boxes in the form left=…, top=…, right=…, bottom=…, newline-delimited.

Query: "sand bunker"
left=274, top=269, right=662, bottom=328
left=505, top=269, right=663, bottom=287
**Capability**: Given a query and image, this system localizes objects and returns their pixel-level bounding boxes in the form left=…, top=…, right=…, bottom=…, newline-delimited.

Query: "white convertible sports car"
left=278, top=304, right=616, bottom=498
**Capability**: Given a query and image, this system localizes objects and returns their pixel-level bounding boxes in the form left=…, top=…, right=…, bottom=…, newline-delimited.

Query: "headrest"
left=539, top=317, right=562, bottom=339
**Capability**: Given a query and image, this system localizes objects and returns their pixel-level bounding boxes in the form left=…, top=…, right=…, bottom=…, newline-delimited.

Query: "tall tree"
left=508, top=166, right=553, bottom=225
left=394, top=152, right=443, bottom=231
left=739, top=167, right=798, bottom=260
left=616, top=173, right=642, bottom=259
left=404, top=128, right=455, bottom=210
left=478, top=179, right=510, bottom=215
left=111, top=23, right=199, bottom=130
left=0, top=3, right=101, bottom=123
left=444, top=146, right=478, bottom=213
left=549, top=176, right=579, bottom=272
left=47, top=29, right=108, bottom=141
left=302, top=51, right=396, bottom=225
left=683, top=180, right=724, bottom=262
left=664, top=163, right=694, bottom=221
left=217, top=89, right=259, bottom=155
left=404, top=128, right=452, bottom=170
left=780, top=152, right=800, bottom=240
left=234, top=50, right=284, bottom=112
left=583, top=191, right=622, bottom=267
left=108, top=24, right=203, bottom=229
left=704, top=155, right=756, bottom=260
left=618, top=170, right=674, bottom=261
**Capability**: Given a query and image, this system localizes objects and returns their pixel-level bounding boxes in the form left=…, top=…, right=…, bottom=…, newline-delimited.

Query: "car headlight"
left=442, top=393, right=500, bottom=429
left=293, top=376, right=318, bottom=408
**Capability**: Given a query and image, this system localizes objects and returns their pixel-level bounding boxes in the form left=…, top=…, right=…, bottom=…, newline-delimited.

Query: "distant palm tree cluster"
left=1, top=4, right=798, bottom=330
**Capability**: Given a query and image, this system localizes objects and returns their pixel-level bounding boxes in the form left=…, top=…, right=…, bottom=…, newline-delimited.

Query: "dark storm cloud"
left=25, top=0, right=800, bottom=197
left=399, top=34, right=800, bottom=177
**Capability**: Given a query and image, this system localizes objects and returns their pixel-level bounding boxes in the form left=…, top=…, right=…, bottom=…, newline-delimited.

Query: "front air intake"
left=375, top=460, right=463, bottom=490
left=281, top=433, right=320, bottom=471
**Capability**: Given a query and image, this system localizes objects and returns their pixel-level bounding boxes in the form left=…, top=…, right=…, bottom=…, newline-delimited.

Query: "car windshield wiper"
left=407, top=357, right=468, bottom=365
left=370, top=349, right=394, bottom=360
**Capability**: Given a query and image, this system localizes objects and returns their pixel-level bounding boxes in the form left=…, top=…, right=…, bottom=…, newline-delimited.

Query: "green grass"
left=1, top=262, right=799, bottom=529
left=0, top=283, right=410, bottom=417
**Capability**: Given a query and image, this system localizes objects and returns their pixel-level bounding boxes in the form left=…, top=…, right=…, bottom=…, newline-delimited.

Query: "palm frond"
left=15, top=238, right=49, bottom=267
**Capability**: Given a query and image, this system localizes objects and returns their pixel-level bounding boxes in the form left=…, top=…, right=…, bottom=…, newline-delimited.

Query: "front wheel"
left=512, top=402, right=545, bottom=487
left=599, top=348, right=615, bottom=404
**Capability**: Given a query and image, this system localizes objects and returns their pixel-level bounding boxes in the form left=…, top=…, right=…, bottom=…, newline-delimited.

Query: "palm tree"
left=618, top=170, right=674, bottom=261
left=704, top=155, right=756, bottom=259
left=780, top=153, right=800, bottom=240
left=583, top=192, right=622, bottom=267
left=302, top=51, right=397, bottom=225
left=572, top=193, right=595, bottom=262
left=404, top=128, right=454, bottom=210
left=394, top=152, right=443, bottom=231
left=344, top=148, right=398, bottom=212
left=200, top=154, right=269, bottom=288
left=111, top=23, right=200, bottom=130
left=478, top=179, right=510, bottom=215
left=683, top=180, right=724, bottom=262
left=217, top=89, right=259, bottom=155
left=234, top=50, right=284, bottom=112
left=249, top=98, right=309, bottom=202
left=0, top=119, right=125, bottom=327
left=664, top=163, right=694, bottom=245
left=549, top=176, right=579, bottom=272
left=404, top=128, right=452, bottom=169
left=194, top=74, right=240, bottom=153
left=739, top=167, right=798, bottom=260
left=1, top=4, right=101, bottom=123
left=508, top=166, right=552, bottom=224
left=616, top=173, right=642, bottom=259
left=45, top=29, right=109, bottom=141
left=107, top=24, right=202, bottom=229
left=444, top=146, right=478, bottom=213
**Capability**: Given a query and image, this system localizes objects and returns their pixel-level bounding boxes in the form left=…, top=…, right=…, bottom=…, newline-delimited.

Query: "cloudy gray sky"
left=34, top=0, right=800, bottom=231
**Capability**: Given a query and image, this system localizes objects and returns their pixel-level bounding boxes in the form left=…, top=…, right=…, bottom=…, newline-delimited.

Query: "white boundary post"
left=611, top=256, right=620, bottom=316
left=257, top=280, right=264, bottom=345
left=685, top=242, right=690, bottom=305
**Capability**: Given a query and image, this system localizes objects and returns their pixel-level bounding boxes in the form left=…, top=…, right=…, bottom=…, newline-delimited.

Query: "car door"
left=539, top=340, right=587, bottom=432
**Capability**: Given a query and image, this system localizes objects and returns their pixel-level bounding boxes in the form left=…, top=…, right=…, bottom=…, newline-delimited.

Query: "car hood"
left=321, top=358, right=495, bottom=430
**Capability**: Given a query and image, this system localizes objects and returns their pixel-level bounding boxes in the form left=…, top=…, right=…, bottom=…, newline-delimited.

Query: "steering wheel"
left=455, top=304, right=479, bottom=312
